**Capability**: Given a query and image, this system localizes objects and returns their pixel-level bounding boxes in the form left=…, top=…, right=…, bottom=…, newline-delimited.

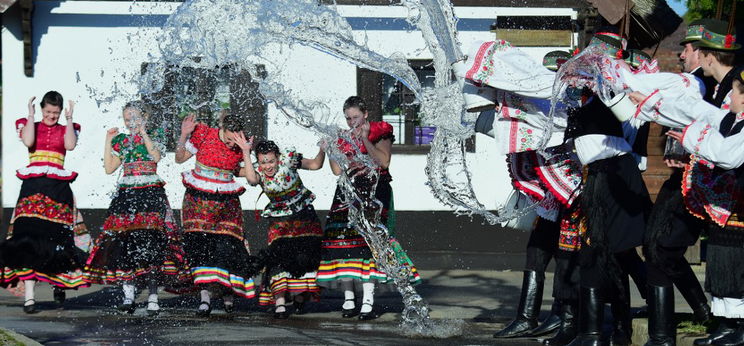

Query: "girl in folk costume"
left=0, top=91, right=89, bottom=313
left=175, top=113, right=259, bottom=316
left=83, top=101, right=189, bottom=316
left=237, top=138, right=325, bottom=319
left=317, top=96, right=421, bottom=320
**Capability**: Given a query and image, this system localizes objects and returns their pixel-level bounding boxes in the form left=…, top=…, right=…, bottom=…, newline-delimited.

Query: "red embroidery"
left=13, top=193, right=74, bottom=225
left=102, top=212, right=165, bottom=232
left=267, top=219, right=323, bottom=245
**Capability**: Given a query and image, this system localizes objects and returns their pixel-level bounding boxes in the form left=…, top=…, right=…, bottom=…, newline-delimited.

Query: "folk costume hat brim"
left=625, top=49, right=651, bottom=67
left=679, top=19, right=719, bottom=45
left=542, top=50, right=572, bottom=72
left=695, top=20, right=740, bottom=51
left=586, top=32, right=625, bottom=59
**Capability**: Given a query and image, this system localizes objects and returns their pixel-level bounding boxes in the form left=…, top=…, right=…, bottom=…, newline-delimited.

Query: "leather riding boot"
left=544, top=300, right=577, bottom=346
left=494, top=270, right=544, bottom=338
left=566, top=287, right=604, bottom=346
left=532, top=300, right=563, bottom=336
left=644, top=285, right=676, bottom=346
left=714, top=319, right=744, bottom=346
left=610, top=278, right=633, bottom=346
left=693, top=318, right=737, bottom=346
left=672, top=268, right=711, bottom=323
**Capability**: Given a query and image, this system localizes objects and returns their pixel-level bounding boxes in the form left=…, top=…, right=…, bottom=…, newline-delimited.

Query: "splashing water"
left=127, top=0, right=627, bottom=337
left=133, top=0, right=477, bottom=337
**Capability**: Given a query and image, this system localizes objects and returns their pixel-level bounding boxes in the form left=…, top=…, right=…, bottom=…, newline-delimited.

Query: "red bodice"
left=188, top=123, right=243, bottom=171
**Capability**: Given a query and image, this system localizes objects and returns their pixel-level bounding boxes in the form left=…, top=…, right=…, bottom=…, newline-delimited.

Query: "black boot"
left=566, top=287, right=604, bottom=346
left=645, top=285, right=676, bottom=346
left=544, top=301, right=577, bottom=346
left=714, top=320, right=744, bottom=346
left=610, top=279, right=633, bottom=346
left=532, top=300, right=563, bottom=336
left=672, top=268, right=711, bottom=323
left=693, top=318, right=737, bottom=346
left=610, top=302, right=633, bottom=345
left=494, top=270, right=544, bottom=338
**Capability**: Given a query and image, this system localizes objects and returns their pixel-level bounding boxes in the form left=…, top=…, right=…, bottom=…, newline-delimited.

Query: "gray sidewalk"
left=0, top=269, right=709, bottom=345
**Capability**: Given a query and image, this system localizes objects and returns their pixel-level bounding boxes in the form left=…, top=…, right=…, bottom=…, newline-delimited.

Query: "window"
left=357, top=60, right=474, bottom=153
left=140, top=62, right=267, bottom=151
left=492, top=16, right=574, bottom=47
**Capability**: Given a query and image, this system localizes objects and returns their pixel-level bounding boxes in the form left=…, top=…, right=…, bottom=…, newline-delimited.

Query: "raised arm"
left=64, top=101, right=78, bottom=151
left=329, top=159, right=342, bottom=176
left=357, top=122, right=392, bottom=169
left=629, top=89, right=725, bottom=129
left=233, top=132, right=260, bottom=186
left=21, top=97, right=36, bottom=148
left=301, top=147, right=326, bottom=170
left=103, top=128, right=122, bottom=174
left=175, top=114, right=196, bottom=163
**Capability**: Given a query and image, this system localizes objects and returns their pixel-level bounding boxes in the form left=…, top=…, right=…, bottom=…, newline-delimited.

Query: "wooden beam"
left=20, top=0, right=32, bottom=77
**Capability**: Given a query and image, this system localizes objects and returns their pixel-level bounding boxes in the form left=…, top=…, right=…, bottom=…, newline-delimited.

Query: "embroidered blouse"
left=182, top=123, right=246, bottom=195
left=15, top=118, right=81, bottom=181
left=111, top=129, right=166, bottom=189
left=256, top=149, right=315, bottom=217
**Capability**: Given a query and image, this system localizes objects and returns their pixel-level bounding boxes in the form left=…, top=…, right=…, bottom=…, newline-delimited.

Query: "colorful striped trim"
left=258, top=272, right=320, bottom=306
left=316, top=259, right=421, bottom=285
left=191, top=266, right=256, bottom=299
left=29, top=150, right=65, bottom=166
left=83, top=262, right=190, bottom=284
left=3, top=268, right=89, bottom=289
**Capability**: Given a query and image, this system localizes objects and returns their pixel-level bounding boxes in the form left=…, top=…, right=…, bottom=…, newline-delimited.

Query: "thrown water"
left=97, top=0, right=625, bottom=336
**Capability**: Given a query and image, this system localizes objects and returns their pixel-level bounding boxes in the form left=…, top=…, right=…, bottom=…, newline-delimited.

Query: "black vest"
left=565, top=93, right=624, bottom=140
left=713, top=68, right=738, bottom=108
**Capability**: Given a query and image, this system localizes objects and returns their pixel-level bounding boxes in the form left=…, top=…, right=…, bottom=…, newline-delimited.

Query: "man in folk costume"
left=625, top=19, right=744, bottom=345
left=641, top=19, right=720, bottom=346
left=688, top=21, right=743, bottom=346
left=455, top=43, right=584, bottom=341
left=562, top=29, right=653, bottom=346
left=487, top=50, right=580, bottom=340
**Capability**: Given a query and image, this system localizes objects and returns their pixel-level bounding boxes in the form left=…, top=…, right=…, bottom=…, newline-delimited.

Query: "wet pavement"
left=0, top=269, right=704, bottom=345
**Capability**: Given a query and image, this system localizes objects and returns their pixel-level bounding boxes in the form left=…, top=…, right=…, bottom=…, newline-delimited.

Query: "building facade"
left=1, top=0, right=584, bottom=269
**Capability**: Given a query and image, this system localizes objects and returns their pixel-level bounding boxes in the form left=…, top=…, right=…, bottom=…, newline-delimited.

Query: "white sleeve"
left=185, top=136, right=198, bottom=154
left=681, top=121, right=744, bottom=169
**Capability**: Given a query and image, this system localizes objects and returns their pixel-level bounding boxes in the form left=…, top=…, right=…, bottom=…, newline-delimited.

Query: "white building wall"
left=2, top=1, right=576, bottom=212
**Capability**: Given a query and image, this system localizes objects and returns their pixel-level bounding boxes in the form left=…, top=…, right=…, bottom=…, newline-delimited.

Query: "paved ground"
left=0, top=269, right=710, bottom=345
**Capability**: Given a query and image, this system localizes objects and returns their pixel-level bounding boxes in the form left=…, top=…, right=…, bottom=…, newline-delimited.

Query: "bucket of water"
left=603, top=93, right=636, bottom=122
left=500, top=190, right=538, bottom=232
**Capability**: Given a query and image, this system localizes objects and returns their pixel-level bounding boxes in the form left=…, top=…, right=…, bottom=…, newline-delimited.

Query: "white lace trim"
left=182, top=171, right=245, bottom=194
left=17, top=165, right=76, bottom=177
